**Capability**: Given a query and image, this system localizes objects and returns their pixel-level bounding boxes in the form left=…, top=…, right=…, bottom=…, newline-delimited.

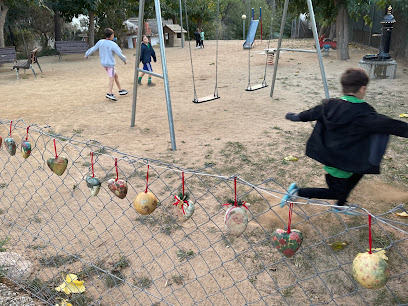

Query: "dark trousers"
left=297, top=173, right=364, bottom=206
left=196, top=39, right=200, bottom=47
left=200, top=40, right=204, bottom=48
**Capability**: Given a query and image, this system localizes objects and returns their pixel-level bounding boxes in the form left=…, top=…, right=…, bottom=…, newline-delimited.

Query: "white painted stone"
left=0, top=252, right=33, bottom=281
left=359, top=59, right=397, bottom=79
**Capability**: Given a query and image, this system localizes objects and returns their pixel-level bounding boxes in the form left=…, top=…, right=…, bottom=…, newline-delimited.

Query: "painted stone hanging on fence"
left=134, top=165, right=158, bottom=215
left=5, top=121, right=16, bottom=156
left=47, top=139, right=68, bottom=176
left=272, top=202, right=303, bottom=258
left=86, top=152, right=101, bottom=196
left=172, top=172, right=195, bottom=222
left=108, top=158, right=128, bottom=199
left=352, top=215, right=389, bottom=289
left=21, top=126, right=32, bottom=159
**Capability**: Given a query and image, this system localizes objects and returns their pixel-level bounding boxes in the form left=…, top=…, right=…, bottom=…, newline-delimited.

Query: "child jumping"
left=84, top=28, right=128, bottom=101
left=138, top=35, right=157, bottom=86
left=281, top=68, right=408, bottom=214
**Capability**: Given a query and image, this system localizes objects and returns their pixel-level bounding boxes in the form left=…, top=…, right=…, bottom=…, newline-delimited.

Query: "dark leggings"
left=297, top=173, right=364, bottom=206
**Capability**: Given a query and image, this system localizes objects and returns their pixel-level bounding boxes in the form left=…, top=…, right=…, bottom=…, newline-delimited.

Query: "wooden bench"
left=13, top=48, right=42, bottom=79
left=55, top=41, right=89, bottom=60
left=0, top=47, right=17, bottom=64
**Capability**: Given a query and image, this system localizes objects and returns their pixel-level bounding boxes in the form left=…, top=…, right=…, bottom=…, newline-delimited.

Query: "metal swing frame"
left=184, top=0, right=221, bottom=104
left=131, top=0, right=177, bottom=151
left=245, top=1, right=274, bottom=92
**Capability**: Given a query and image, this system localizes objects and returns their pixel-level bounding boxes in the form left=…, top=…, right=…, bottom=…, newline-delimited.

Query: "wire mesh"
left=0, top=119, right=408, bottom=305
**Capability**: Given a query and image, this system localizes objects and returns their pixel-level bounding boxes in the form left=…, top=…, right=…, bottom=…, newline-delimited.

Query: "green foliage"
left=0, top=237, right=10, bottom=252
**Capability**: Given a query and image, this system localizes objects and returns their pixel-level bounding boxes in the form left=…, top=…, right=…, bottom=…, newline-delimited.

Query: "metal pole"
left=131, top=0, right=145, bottom=127
left=243, top=19, right=246, bottom=40
left=270, top=0, right=289, bottom=97
left=179, top=0, right=183, bottom=48
left=306, top=0, right=330, bottom=98
left=154, top=0, right=177, bottom=150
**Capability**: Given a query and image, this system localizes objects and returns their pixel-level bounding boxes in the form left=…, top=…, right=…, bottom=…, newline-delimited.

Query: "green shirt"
left=323, top=95, right=366, bottom=178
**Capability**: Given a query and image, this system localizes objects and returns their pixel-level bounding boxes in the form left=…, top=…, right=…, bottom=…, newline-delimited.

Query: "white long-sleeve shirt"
left=85, top=39, right=126, bottom=68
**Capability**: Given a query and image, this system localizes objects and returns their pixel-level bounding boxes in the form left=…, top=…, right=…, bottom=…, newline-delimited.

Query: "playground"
left=1, top=38, right=408, bottom=304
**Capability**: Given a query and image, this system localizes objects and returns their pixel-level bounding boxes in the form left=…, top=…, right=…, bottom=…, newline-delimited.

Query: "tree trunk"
left=89, top=11, right=95, bottom=46
left=54, top=9, right=62, bottom=41
left=197, top=19, right=202, bottom=31
left=329, top=24, right=336, bottom=41
left=0, top=0, right=9, bottom=48
left=336, top=2, right=349, bottom=60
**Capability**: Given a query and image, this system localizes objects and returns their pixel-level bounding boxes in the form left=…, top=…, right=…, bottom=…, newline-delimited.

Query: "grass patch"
left=39, top=254, right=80, bottom=267
left=0, top=237, right=10, bottom=252
left=104, top=269, right=125, bottom=288
left=176, top=249, right=195, bottom=262
left=134, top=275, right=152, bottom=289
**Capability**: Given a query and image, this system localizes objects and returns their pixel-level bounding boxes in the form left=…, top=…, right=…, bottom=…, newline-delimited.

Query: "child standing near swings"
left=138, top=35, right=157, bottom=86
left=84, top=28, right=128, bottom=101
left=281, top=68, right=408, bottom=214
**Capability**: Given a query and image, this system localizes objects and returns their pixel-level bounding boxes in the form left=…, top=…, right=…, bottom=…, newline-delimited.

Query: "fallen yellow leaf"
left=399, top=113, right=408, bottom=118
left=55, top=273, right=85, bottom=295
left=329, top=241, right=348, bottom=251
left=383, top=156, right=392, bottom=160
left=396, top=212, right=408, bottom=218
left=284, top=156, right=298, bottom=161
left=55, top=299, right=73, bottom=306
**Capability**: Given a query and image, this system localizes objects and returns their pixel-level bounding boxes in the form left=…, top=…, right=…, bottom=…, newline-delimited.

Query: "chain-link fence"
left=0, top=119, right=408, bottom=305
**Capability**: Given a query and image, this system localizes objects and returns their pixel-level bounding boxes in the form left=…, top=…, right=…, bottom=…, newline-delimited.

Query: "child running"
left=281, top=68, right=408, bottom=214
left=84, top=28, right=128, bottom=101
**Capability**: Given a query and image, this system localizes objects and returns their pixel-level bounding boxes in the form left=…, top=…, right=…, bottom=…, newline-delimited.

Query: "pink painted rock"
left=47, top=156, right=68, bottom=176
left=108, top=178, right=128, bottom=199
left=21, top=140, right=31, bottom=159
left=272, top=228, right=303, bottom=258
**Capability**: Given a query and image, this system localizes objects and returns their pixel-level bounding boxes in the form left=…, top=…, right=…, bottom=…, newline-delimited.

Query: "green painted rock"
left=5, top=137, right=16, bottom=156
left=86, top=176, right=101, bottom=196
left=272, top=228, right=303, bottom=258
left=47, top=156, right=68, bottom=176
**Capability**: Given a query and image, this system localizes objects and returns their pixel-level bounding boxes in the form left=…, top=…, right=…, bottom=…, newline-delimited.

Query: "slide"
left=243, top=19, right=259, bottom=49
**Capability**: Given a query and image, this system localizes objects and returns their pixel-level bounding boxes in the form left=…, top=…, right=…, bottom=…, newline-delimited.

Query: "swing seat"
left=245, top=83, right=268, bottom=91
left=193, top=94, right=220, bottom=103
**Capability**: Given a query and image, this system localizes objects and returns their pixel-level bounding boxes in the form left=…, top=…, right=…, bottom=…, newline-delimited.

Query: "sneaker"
left=147, top=82, right=156, bottom=86
left=279, top=183, right=298, bottom=207
left=330, top=205, right=361, bottom=216
left=119, top=89, right=128, bottom=95
left=106, top=93, right=117, bottom=101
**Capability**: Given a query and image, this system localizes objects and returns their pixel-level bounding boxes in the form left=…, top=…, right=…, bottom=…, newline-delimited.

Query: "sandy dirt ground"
left=1, top=39, right=408, bottom=304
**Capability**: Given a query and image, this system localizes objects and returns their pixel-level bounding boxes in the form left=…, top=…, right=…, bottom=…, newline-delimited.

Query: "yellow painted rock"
left=134, top=191, right=158, bottom=215
left=352, top=252, right=389, bottom=289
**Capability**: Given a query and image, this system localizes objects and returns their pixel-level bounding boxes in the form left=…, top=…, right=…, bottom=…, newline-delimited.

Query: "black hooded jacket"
left=297, top=98, right=408, bottom=174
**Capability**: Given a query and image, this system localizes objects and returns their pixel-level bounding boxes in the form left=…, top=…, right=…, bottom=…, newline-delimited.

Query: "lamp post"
left=242, top=14, right=247, bottom=40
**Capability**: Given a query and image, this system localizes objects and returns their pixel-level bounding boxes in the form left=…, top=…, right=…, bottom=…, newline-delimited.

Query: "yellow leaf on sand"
left=399, top=113, right=408, bottom=118
left=364, top=249, right=388, bottom=261
left=396, top=212, right=408, bottom=218
left=383, top=156, right=392, bottom=160
left=328, top=241, right=348, bottom=251
left=55, top=299, right=73, bottom=306
left=55, top=274, right=85, bottom=294
left=284, top=156, right=298, bottom=161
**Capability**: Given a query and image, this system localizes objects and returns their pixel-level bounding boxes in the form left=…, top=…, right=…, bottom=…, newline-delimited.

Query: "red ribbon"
left=145, top=164, right=150, bottom=193
left=90, top=151, right=95, bottom=177
left=287, top=202, right=294, bottom=233
left=173, top=195, right=189, bottom=215
left=114, top=158, right=118, bottom=181
left=368, top=214, right=372, bottom=254
left=223, top=177, right=249, bottom=210
left=25, top=126, right=30, bottom=141
left=53, top=139, right=58, bottom=158
left=9, top=121, right=12, bottom=137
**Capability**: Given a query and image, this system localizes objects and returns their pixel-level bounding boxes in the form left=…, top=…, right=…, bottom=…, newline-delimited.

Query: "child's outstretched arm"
left=285, top=112, right=301, bottom=121
left=84, top=41, right=100, bottom=58
left=112, top=44, right=126, bottom=63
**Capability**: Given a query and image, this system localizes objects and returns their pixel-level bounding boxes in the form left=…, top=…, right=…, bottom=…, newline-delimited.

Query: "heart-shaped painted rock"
left=174, top=198, right=195, bottom=222
left=224, top=206, right=248, bottom=237
left=272, top=228, right=303, bottom=258
left=47, top=156, right=68, bottom=176
left=86, top=176, right=101, bottom=196
left=21, top=140, right=31, bottom=159
left=5, top=137, right=16, bottom=156
left=107, top=178, right=128, bottom=199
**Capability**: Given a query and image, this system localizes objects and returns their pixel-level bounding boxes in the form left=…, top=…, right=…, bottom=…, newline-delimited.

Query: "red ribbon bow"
left=173, top=195, right=190, bottom=215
